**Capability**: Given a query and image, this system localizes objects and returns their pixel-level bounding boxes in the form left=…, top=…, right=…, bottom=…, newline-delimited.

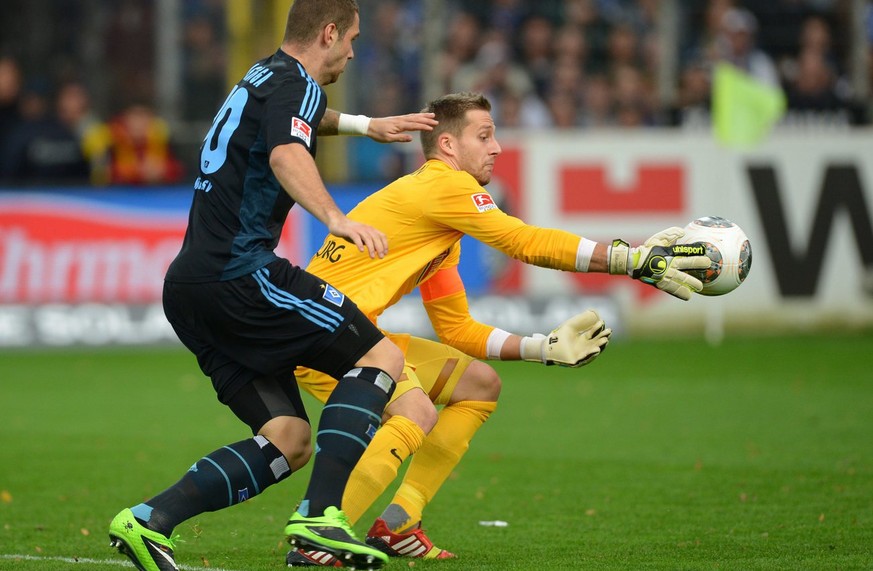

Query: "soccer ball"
left=676, top=216, right=752, bottom=296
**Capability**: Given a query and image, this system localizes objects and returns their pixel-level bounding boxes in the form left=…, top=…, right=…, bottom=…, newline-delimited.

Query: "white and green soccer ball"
left=677, top=216, right=752, bottom=296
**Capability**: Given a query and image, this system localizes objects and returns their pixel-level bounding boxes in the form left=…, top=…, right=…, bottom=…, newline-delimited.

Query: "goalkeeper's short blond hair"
left=420, top=92, right=492, bottom=159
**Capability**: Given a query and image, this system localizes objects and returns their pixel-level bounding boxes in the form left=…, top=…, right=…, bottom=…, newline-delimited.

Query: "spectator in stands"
left=106, top=102, right=183, bottom=185
left=516, top=14, right=554, bottom=97
left=545, top=70, right=581, bottom=126
left=55, top=80, right=111, bottom=185
left=745, top=0, right=811, bottom=69
left=668, top=59, right=713, bottom=128
left=552, top=23, right=588, bottom=66
left=799, top=13, right=836, bottom=61
left=0, top=57, right=22, bottom=133
left=715, top=7, right=780, bottom=87
left=579, top=73, right=616, bottom=127
left=492, top=85, right=552, bottom=128
left=611, top=64, right=656, bottom=126
left=349, top=79, right=410, bottom=182
left=546, top=89, right=580, bottom=127
left=454, top=36, right=537, bottom=109
left=550, top=57, right=586, bottom=104
left=465, top=0, right=534, bottom=40
left=779, top=14, right=841, bottom=88
left=634, top=1, right=662, bottom=79
left=562, top=0, right=613, bottom=74
left=181, top=13, right=227, bottom=122
left=0, top=77, right=90, bottom=185
left=784, top=48, right=848, bottom=116
left=682, top=0, right=735, bottom=69
left=0, top=55, right=23, bottom=180
left=438, top=10, right=483, bottom=96
left=625, top=0, right=659, bottom=48
left=604, top=22, right=644, bottom=77
left=353, top=0, right=422, bottom=115
left=549, top=24, right=589, bottom=113
left=104, top=0, right=156, bottom=113
left=782, top=12, right=865, bottom=124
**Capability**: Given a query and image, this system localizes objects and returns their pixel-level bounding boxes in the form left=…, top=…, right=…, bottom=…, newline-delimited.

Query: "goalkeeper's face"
left=453, top=110, right=502, bottom=185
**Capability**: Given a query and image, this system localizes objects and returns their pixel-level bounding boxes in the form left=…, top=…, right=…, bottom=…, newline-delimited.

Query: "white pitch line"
left=0, top=554, right=249, bottom=571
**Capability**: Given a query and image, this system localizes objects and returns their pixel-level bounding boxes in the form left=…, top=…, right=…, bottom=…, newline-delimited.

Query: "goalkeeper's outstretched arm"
left=515, top=310, right=611, bottom=368
left=575, top=227, right=711, bottom=301
left=421, top=267, right=611, bottom=368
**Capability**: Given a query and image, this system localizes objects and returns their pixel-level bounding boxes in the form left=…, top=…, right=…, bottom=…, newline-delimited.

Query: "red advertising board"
left=0, top=191, right=303, bottom=304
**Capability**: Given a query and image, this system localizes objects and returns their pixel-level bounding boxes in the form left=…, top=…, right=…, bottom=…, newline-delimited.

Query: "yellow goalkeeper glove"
left=608, top=227, right=711, bottom=301
left=521, top=310, right=611, bottom=367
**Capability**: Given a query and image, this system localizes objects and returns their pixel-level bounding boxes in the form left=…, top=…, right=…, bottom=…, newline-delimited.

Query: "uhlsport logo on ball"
left=677, top=216, right=752, bottom=296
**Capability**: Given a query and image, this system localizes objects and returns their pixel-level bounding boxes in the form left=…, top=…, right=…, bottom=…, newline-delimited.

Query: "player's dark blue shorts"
left=163, top=258, right=384, bottom=422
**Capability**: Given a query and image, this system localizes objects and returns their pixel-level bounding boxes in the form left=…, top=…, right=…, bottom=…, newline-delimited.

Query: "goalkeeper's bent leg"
left=341, top=415, right=426, bottom=524
left=300, top=366, right=396, bottom=516
left=383, top=400, right=497, bottom=532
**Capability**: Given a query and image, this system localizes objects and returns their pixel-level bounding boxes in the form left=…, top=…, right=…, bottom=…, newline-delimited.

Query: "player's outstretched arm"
left=319, top=108, right=437, bottom=142
left=603, top=227, right=711, bottom=301
left=519, top=310, right=611, bottom=368
left=270, top=143, right=388, bottom=258
left=365, top=112, right=438, bottom=143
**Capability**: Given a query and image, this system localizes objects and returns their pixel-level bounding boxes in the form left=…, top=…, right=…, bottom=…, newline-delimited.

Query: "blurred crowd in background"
left=0, top=0, right=871, bottom=187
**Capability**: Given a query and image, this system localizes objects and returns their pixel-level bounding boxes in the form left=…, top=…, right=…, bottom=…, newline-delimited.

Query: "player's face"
left=323, top=13, right=360, bottom=85
left=454, top=110, right=502, bottom=185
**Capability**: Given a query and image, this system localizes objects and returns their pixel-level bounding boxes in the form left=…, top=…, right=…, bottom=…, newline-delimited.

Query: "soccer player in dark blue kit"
left=107, top=1, right=437, bottom=570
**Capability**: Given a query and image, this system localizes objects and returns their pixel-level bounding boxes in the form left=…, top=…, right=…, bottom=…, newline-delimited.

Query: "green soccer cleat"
left=285, top=506, right=388, bottom=570
left=108, top=508, right=180, bottom=571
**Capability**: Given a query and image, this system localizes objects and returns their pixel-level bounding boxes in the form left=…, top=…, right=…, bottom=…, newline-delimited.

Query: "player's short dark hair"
left=283, top=0, right=359, bottom=46
left=420, top=92, right=492, bottom=158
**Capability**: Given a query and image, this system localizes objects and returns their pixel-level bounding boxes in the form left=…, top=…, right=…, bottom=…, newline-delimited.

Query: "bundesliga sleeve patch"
left=290, top=117, right=312, bottom=147
left=471, top=192, right=497, bottom=212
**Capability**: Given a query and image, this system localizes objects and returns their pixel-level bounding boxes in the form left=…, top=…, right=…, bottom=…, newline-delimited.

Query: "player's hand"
left=367, top=112, right=438, bottom=143
left=521, top=310, right=611, bottom=367
left=329, top=217, right=388, bottom=259
left=608, top=227, right=711, bottom=301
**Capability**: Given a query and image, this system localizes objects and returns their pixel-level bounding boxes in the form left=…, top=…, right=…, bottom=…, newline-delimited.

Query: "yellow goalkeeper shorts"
left=295, top=332, right=474, bottom=407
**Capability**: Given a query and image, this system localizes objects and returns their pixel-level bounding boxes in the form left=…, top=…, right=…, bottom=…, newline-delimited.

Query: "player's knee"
left=381, top=341, right=404, bottom=380
left=385, top=389, right=438, bottom=433
left=259, top=417, right=313, bottom=472
left=284, top=444, right=312, bottom=472
left=452, top=361, right=502, bottom=403
left=475, top=363, right=502, bottom=401
left=357, top=337, right=404, bottom=381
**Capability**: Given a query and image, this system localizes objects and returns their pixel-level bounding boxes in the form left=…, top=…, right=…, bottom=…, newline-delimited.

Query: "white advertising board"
left=489, top=129, right=873, bottom=336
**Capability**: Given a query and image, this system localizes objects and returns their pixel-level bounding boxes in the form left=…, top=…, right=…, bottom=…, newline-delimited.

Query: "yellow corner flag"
left=712, top=62, right=786, bottom=148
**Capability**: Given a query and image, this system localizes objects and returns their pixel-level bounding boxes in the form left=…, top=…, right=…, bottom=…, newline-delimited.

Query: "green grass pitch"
left=1, top=332, right=872, bottom=570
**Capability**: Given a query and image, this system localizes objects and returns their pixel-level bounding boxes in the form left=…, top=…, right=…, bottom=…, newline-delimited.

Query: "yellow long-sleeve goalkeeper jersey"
left=306, top=159, right=582, bottom=359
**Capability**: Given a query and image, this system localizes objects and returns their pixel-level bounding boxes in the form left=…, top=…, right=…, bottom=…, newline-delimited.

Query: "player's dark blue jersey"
left=166, top=49, right=326, bottom=283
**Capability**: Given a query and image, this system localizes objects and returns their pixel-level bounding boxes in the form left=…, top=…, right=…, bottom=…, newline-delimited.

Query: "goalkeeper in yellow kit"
left=286, top=92, right=709, bottom=566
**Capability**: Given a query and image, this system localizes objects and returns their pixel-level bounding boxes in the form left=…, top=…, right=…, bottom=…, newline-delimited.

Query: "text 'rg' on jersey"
left=166, top=49, right=326, bottom=284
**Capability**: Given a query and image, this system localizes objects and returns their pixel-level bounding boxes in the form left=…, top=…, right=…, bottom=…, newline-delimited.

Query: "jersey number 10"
left=200, top=86, right=249, bottom=175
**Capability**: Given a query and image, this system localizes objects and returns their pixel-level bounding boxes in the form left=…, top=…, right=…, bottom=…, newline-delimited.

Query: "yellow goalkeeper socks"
left=341, top=415, right=425, bottom=524
left=385, top=400, right=496, bottom=532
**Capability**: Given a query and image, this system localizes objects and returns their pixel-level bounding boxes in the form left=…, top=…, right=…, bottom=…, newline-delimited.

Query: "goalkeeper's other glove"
left=607, top=227, right=711, bottom=301
left=520, top=310, right=611, bottom=367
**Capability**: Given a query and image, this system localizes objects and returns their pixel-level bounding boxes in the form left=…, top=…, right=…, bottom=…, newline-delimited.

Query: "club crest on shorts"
left=291, top=117, right=312, bottom=147
left=322, top=284, right=345, bottom=307
left=471, top=192, right=497, bottom=212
